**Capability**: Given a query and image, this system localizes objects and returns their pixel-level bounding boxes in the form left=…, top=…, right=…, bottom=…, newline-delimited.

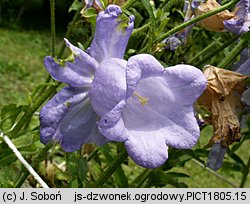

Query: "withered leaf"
left=198, top=65, right=248, bottom=148
left=194, top=0, right=235, bottom=32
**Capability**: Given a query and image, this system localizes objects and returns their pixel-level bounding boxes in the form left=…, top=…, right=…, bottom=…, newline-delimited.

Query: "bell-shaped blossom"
left=89, top=54, right=207, bottom=168
left=40, top=5, right=134, bottom=151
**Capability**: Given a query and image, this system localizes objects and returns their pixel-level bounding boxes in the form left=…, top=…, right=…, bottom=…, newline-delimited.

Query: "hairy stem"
left=50, top=0, right=56, bottom=57
left=218, top=38, right=247, bottom=68
left=155, top=0, right=239, bottom=43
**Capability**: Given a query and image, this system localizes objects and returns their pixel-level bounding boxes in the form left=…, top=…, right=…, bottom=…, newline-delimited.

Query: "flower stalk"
left=218, top=38, right=247, bottom=68
left=50, top=0, right=56, bottom=57
left=93, top=146, right=128, bottom=187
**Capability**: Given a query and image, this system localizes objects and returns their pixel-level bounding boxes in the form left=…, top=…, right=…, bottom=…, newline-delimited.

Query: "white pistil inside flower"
left=133, top=92, right=149, bottom=106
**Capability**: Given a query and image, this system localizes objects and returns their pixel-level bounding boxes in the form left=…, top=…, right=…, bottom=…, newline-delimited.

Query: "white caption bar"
left=0, top=188, right=249, bottom=204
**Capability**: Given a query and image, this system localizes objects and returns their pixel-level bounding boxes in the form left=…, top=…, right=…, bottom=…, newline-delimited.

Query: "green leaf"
left=166, top=172, right=190, bottom=178
left=81, top=8, right=97, bottom=25
left=222, top=161, right=243, bottom=172
left=69, top=0, right=83, bottom=13
left=100, top=145, right=128, bottom=187
left=141, top=0, right=157, bottom=53
left=77, top=157, right=88, bottom=183
left=12, top=131, right=38, bottom=149
left=146, top=170, right=188, bottom=188
left=0, top=104, right=24, bottom=132
left=228, top=152, right=246, bottom=167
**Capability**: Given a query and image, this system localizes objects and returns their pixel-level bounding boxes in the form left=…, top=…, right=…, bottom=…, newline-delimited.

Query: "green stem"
left=14, top=142, right=54, bottom=188
left=130, top=169, right=151, bottom=187
left=93, top=146, right=128, bottom=187
left=141, top=0, right=156, bottom=53
left=193, top=35, right=239, bottom=67
left=155, top=0, right=239, bottom=43
left=240, top=156, right=250, bottom=188
left=57, top=9, right=81, bottom=58
left=50, top=0, right=56, bottom=57
left=217, top=38, right=247, bottom=68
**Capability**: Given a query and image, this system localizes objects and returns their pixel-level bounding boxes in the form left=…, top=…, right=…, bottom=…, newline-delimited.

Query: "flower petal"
left=126, top=54, right=164, bottom=98
left=126, top=54, right=207, bottom=104
left=223, top=0, right=250, bottom=35
left=44, top=39, right=98, bottom=87
left=206, top=143, right=227, bottom=171
left=87, top=5, right=134, bottom=62
left=124, top=54, right=207, bottom=148
left=97, top=100, right=127, bottom=142
left=40, top=87, right=108, bottom=152
left=89, top=58, right=127, bottom=117
left=124, top=132, right=168, bottom=168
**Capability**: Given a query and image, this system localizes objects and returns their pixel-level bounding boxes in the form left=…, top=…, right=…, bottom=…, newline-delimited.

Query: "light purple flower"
left=40, top=5, right=134, bottom=151
left=165, top=36, right=182, bottom=51
left=224, top=0, right=250, bottom=35
left=206, top=143, right=227, bottom=170
left=89, top=54, right=207, bottom=168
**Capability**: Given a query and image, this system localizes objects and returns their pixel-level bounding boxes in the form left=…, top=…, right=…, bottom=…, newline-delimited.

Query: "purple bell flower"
left=40, top=5, right=134, bottom=151
left=224, top=0, right=250, bottom=35
left=89, top=54, right=207, bottom=168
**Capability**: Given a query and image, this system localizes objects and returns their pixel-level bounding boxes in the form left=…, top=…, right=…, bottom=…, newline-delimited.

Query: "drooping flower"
left=40, top=5, right=134, bottom=151
left=89, top=54, right=207, bottom=168
left=197, top=65, right=249, bottom=170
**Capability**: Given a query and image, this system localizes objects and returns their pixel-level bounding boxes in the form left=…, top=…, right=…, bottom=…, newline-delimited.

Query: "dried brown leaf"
left=194, top=0, right=235, bottom=32
left=198, top=65, right=248, bottom=148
